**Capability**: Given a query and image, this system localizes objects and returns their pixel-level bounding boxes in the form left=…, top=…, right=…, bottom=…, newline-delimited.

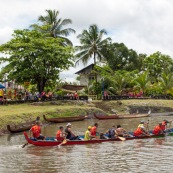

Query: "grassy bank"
left=1, top=99, right=173, bottom=134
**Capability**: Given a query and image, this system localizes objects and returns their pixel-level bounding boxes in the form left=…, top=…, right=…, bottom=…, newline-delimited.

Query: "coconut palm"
left=133, top=71, right=150, bottom=95
left=75, top=24, right=111, bottom=65
left=159, top=72, right=173, bottom=95
left=31, top=9, right=75, bottom=46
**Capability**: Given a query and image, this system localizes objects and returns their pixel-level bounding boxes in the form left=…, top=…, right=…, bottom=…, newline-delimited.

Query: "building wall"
left=79, top=74, right=102, bottom=86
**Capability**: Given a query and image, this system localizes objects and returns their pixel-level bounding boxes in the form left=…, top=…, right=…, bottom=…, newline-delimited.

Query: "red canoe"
left=23, top=130, right=172, bottom=147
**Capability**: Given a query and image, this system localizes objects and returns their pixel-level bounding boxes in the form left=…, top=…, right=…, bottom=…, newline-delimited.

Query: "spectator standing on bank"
left=104, top=90, right=109, bottom=100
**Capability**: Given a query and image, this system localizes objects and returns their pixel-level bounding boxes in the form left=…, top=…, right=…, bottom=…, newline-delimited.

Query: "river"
left=1, top=116, right=173, bottom=173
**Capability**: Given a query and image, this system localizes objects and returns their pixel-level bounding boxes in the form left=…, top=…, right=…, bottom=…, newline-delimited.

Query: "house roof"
left=75, top=64, right=95, bottom=74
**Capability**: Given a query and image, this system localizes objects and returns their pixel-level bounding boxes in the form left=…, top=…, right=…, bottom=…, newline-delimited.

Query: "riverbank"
left=1, top=99, right=173, bottom=135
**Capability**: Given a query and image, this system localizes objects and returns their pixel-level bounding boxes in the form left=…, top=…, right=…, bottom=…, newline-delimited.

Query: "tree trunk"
left=37, top=78, right=47, bottom=94
left=94, top=53, right=98, bottom=99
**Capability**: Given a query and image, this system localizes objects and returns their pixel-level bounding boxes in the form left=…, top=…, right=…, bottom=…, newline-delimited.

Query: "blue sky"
left=1, top=0, right=173, bottom=82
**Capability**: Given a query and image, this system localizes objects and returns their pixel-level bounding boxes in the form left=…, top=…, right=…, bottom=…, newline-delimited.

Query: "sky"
left=1, top=0, right=173, bottom=82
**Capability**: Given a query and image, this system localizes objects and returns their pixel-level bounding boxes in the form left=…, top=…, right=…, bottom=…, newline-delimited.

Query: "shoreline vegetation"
left=1, top=99, right=173, bottom=136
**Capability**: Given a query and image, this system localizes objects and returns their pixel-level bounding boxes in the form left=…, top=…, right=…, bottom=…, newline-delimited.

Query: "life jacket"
left=133, top=128, right=143, bottom=137
left=31, top=125, right=41, bottom=138
left=108, top=128, right=115, bottom=138
left=56, top=130, right=64, bottom=141
left=90, top=126, right=97, bottom=136
left=153, top=125, right=162, bottom=135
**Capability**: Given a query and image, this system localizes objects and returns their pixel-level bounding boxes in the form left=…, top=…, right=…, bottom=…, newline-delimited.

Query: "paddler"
left=84, top=126, right=95, bottom=140
left=56, top=126, right=66, bottom=141
left=133, top=126, right=149, bottom=137
left=152, top=123, right=164, bottom=135
left=90, top=123, right=99, bottom=137
left=161, top=120, right=172, bottom=131
left=29, top=121, right=45, bottom=140
left=115, top=125, right=131, bottom=137
left=65, top=123, right=79, bottom=140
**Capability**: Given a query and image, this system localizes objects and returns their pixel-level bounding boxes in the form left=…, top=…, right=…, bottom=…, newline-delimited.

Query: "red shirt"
left=31, top=125, right=41, bottom=138
left=133, top=128, right=143, bottom=137
left=90, top=126, right=97, bottom=136
left=153, top=125, right=162, bottom=135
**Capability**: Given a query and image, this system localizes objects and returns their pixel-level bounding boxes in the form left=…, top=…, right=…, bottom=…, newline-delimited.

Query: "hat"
left=140, top=121, right=144, bottom=124
left=66, top=123, right=71, bottom=126
left=88, top=126, right=92, bottom=130
left=163, top=120, right=169, bottom=123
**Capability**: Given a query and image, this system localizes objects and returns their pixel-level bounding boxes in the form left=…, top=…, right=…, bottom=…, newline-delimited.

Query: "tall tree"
left=105, top=42, right=143, bottom=71
left=31, top=9, right=75, bottom=46
left=75, top=24, right=111, bottom=65
left=0, top=29, right=73, bottom=93
left=143, top=51, right=173, bottom=83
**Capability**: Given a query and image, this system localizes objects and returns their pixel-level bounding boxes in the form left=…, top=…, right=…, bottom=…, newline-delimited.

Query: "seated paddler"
left=133, top=126, right=149, bottom=137
left=115, top=125, right=131, bottom=137
left=90, top=123, right=99, bottom=137
left=106, top=125, right=116, bottom=139
left=161, top=120, right=172, bottom=131
left=65, top=123, right=79, bottom=140
left=29, top=121, right=45, bottom=140
left=84, top=126, right=95, bottom=140
left=152, top=123, right=164, bottom=135
left=56, top=126, right=66, bottom=141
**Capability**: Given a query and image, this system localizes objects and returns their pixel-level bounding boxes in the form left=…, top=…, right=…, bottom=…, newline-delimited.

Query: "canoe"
left=23, top=128, right=173, bottom=146
left=7, top=121, right=35, bottom=133
left=43, top=114, right=85, bottom=123
left=94, top=113, right=149, bottom=120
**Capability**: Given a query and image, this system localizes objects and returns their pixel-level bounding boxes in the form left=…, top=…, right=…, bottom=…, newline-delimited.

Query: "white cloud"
left=1, top=0, right=173, bottom=81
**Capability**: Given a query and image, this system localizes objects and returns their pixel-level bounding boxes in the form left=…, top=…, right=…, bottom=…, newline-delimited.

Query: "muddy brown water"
left=1, top=116, right=173, bottom=173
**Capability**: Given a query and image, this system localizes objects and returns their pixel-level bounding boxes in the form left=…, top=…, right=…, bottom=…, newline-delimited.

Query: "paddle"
left=22, top=142, right=28, bottom=148
left=116, top=135, right=126, bottom=141
left=146, top=120, right=149, bottom=131
left=58, top=139, right=67, bottom=147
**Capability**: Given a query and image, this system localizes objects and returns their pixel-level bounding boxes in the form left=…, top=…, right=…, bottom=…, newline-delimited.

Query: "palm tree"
left=159, top=72, right=173, bottom=96
left=110, top=72, right=130, bottom=95
left=75, top=24, right=111, bottom=65
left=75, top=24, right=111, bottom=97
left=31, top=9, right=75, bottom=46
left=133, top=71, right=150, bottom=95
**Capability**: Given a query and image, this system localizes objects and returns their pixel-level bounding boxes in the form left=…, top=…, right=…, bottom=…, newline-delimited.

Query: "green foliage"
left=133, top=71, right=150, bottom=94
left=0, top=29, right=73, bottom=93
left=56, top=90, right=68, bottom=96
left=105, top=42, right=143, bottom=71
left=145, top=84, right=162, bottom=96
left=143, top=51, right=173, bottom=82
left=158, top=71, right=173, bottom=95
